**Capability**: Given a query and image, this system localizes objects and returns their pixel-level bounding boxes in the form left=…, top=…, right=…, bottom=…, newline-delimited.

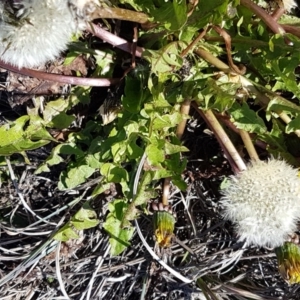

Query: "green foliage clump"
left=2, top=0, right=300, bottom=255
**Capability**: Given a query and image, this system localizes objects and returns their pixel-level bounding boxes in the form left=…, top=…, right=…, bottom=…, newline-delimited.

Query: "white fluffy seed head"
left=282, top=0, right=297, bottom=12
left=0, top=0, right=97, bottom=68
left=220, top=158, right=300, bottom=248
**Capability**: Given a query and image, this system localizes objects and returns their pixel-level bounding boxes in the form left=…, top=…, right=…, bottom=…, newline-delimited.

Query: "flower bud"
left=275, top=242, right=300, bottom=284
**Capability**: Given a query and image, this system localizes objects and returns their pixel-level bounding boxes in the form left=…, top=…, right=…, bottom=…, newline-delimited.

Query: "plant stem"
left=195, top=48, right=230, bottom=72
left=162, top=178, right=171, bottom=206
left=195, top=47, right=300, bottom=138
left=0, top=59, right=120, bottom=86
left=240, top=0, right=286, bottom=35
left=278, top=112, right=300, bottom=137
left=203, top=109, right=247, bottom=172
left=281, top=24, right=300, bottom=39
left=90, top=7, right=149, bottom=24
left=272, top=7, right=285, bottom=21
left=176, top=99, right=191, bottom=140
left=240, top=0, right=293, bottom=45
left=239, top=129, right=260, bottom=162
left=216, top=112, right=267, bottom=150
left=87, top=23, right=144, bottom=57
left=193, top=105, right=247, bottom=173
left=161, top=100, right=191, bottom=206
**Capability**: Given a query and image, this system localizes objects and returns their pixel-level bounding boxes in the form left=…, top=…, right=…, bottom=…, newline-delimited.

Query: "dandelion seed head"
left=0, top=0, right=97, bottom=68
left=220, top=158, right=300, bottom=248
left=282, top=0, right=297, bottom=12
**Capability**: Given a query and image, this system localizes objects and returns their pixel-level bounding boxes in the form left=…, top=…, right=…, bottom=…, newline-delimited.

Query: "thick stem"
left=0, top=59, right=120, bottom=86
left=239, top=129, right=260, bottom=162
left=240, top=0, right=286, bottom=35
left=90, top=7, right=149, bottom=24
left=87, top=23, right=144, bottom=57
left=281, top=24, right=300, bottom=39
left=195, top=48, right=230, bottom=72
left=193, top=104, right=246, bottom=173
left=203, top=110, right=247, bottom=172
left=162, top=178, right=171, bottom=206
left=195, top=47, right=300, bottom=138
left=176, top=99, right=191, bottom=140
left=240, top=0, right=293, bottom=45
left=271, top=7, right=285, bottom=21
left=216, top=113, right=267, bottom=150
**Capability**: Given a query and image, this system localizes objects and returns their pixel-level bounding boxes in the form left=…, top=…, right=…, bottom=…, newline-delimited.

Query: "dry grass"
left=0, top=108, right=298, bottom=299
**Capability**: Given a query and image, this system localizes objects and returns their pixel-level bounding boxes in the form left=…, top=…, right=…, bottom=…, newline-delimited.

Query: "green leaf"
left=0, top=115, right=54, bottom=156
left=126, top=133, right=144, bottom=160
left=92, top=182, right=111, bottom=196
left=156, top=0, right=187, bottom=30
left=164, top=141, right=189, bottom=155
left=100, top=163, right=129, bottom=183
left=203, top=78, right=239, bottom=111
left=259, top=118, right=298, bottom=165
left=53, top=223, right=79, bottom=242
left=71, top=202, right=100, bottom=230
left=123, top=75, right=150, bottom=114
left=36, top=143, right=85, bottom=174
left=286, top=116, right=300, bottom=134
left=58, top=164, right=96, bottom=190
left=152, top=111, right=183, bottom=130
left=121, top=0, right=186, bottom=30
left=229, top=102, right=267, bottom=134
left=143, top=42, right=186, bottom=74
left=146, top=143, right=165, bottom=166
left=48, top=113, right=75, bottom=129
left=71, top=86, right=91, bottom=105
left=267, top=96, right=300, bottom=115
left=43, top=98, right=70, bottom=123
left=103, top=199, right=135, bottom=255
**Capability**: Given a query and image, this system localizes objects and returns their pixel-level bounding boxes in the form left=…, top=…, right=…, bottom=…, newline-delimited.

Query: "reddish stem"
left=0, top=59, right=120, bottom=86
left=87, top=23, right=144, bottom=58
left=240, top=0, right=286, bottom=35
